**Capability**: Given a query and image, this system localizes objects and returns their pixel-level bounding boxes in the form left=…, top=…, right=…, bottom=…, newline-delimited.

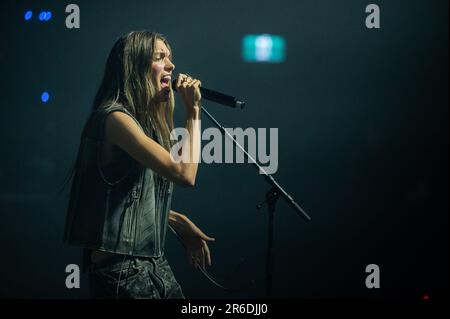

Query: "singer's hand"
left=169, top=211, right=215, bottom=269
left=175, top=73, right=202, bottom=110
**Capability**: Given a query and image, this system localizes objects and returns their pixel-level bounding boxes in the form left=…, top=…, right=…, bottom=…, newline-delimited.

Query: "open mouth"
left=160, top=75, right=171, bottom=89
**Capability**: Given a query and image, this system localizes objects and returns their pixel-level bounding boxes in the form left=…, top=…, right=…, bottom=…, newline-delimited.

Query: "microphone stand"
left=200, top=106, right=311, bottom=298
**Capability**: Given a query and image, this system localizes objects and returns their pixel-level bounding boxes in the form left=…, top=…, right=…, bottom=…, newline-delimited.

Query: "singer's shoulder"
left=94, top=103, right=139, bottom=124
left=103, top=107, right=145, bottom=136
left=96, top=102, right=128, bottom=115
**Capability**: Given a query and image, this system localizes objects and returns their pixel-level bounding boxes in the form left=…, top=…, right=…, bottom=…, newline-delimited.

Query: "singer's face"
left=152, top=39, right=175, bottom=101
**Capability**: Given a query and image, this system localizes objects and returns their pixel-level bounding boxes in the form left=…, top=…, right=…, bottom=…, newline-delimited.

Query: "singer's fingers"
left=202, top=240, right=212, bottom=266
left=182, top=78, right=198, bottom=90
left=185, top=77, right=196, bottom=86
left=191, top=79, right=201, bottom=88
left=197, top=229, right=215, bottom=242
left=176, top=73, right=189, bottom=87
left=201, top=247, right=206, bottom=269
left=176, top=75, right=183, bottom=88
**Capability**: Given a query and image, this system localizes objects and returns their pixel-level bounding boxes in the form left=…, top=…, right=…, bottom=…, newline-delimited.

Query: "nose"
left=165, top=58, right=175, bottom=72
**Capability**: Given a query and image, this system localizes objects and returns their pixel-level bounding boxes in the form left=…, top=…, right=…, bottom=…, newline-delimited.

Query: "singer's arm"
left=104, top=74, right=202, bottom=187
left=104, top=107, right=201, bottom=187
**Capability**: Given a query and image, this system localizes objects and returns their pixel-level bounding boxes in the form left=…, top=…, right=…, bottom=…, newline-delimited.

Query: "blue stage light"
left=41, top=92, right=50, bottom=103
left=38, top=11, right=52, bottom=21
left=24, top=10, right=33, bottom=21
left=242, top=34, right=286, bottom=63
left=44, top=11, right=52, bottom=21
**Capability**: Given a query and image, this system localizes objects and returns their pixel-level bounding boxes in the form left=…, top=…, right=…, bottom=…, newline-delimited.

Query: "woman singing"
left=63, top=30, right=214, bottom=299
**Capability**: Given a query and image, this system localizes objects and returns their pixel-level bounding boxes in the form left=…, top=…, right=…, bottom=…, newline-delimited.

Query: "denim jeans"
left=88, top=255, right=185, bottom=299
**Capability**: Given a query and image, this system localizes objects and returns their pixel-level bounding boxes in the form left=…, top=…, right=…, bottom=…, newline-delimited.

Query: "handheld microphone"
left=171, top=78, right=246, bottom=109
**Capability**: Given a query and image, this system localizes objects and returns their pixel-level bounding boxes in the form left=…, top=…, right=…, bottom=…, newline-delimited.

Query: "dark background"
left=0, top=0, right=447, bottom=299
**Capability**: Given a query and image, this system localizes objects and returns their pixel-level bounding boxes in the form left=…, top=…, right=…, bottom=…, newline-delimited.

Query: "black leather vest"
left=64, top=104, right=173, bottom=257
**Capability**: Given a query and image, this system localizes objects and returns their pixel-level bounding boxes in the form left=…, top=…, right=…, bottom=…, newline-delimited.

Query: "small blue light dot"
left=41, top=92, right=50, bottom=103
left=24, top=11, right=33, bottom=21
left=44, top=11, right=52, bottom=21
left=39, top=12, right=46, bottom=21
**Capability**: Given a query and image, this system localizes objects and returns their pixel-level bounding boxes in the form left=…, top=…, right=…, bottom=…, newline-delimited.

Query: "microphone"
left=171, top=78, right=246, bottom=109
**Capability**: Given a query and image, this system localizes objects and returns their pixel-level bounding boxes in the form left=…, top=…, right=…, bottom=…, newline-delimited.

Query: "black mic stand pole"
left=200, top=106, right=312, bottom=298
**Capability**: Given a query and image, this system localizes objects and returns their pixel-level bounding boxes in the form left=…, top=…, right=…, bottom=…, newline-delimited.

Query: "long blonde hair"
left=93, top=30, right=174, bottom=150
left=60, top=31, right=175, bottom=193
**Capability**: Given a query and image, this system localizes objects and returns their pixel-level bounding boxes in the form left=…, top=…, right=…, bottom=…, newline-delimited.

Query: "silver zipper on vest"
left=127, top=172, right=142, bottom=255
left=155, top=176, right=169, bottom=256
left=155, top=177, right=161, bottom=256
